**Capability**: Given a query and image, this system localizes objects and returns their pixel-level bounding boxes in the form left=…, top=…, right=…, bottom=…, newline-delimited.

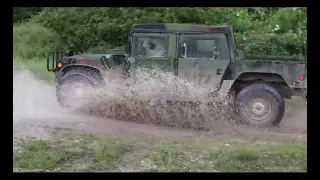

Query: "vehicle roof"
left=131, top=23, right=233, bottom=33
left=130, top=23, right=236, bottom=50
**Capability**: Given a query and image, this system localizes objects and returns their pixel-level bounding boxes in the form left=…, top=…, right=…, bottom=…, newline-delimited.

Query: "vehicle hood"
left=69, top=53, right=115, bottom=61
left=68, top=48, right=125, bottom=61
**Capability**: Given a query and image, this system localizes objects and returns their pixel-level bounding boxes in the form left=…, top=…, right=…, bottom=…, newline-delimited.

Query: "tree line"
left=13, top=7, right=307, bottom=58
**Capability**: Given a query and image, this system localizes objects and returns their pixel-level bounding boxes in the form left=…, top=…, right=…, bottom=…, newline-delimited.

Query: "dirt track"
left=13, top=67, right=307, bottom=143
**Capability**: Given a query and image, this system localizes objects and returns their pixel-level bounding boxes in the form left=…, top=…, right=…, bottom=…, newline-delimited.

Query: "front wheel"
left=235, top=83, right=285, bottom=127
left=56, top=75, right=94, bottom=109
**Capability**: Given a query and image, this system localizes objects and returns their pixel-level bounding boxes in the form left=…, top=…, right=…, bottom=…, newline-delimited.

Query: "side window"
left=182, top=36, right=229, bottom=60
left=135, top=36, right=168, bottom=58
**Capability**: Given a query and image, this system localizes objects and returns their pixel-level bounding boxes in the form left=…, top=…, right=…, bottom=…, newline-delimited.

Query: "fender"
left=215, top=80, right=235, bottom=100
left=59, top=64, right=105, bottom=74
left=57, top=64, right=105, bottom=85
left=59, top=71, right=102, bottom=87
left=215, top=72, right=289, bottom=100
left=233, top=72, right=289, bottom=85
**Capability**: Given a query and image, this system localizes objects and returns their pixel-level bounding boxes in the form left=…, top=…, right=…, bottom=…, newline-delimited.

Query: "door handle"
left=217, top=69, right=222, bottom=75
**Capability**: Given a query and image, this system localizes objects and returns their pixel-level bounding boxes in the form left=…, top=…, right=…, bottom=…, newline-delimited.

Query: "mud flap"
left=214, top=80, right=235, bottom=102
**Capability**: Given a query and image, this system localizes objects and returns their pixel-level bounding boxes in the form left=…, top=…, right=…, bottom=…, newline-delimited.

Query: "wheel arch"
left=229, top=72, right=291, bottom=99
left=235, top=72, right=288, bottom=84
left=58, top=65, right=104, bottom=86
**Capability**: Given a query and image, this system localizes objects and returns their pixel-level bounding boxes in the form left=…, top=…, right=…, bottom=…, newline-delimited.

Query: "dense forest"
left=13, top=7, right=307, bottom=60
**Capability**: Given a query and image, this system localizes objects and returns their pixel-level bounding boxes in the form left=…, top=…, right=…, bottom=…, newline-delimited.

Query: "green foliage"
left=13, top=23, right=63, bottom=59
left=13, top=7, right=43, bottom=23
left=16, top=7, right=306, bottom=58
left=234, top=8, right=306, bottom=57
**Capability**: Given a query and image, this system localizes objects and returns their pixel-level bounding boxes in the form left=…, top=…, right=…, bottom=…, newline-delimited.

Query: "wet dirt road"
left=13, top=67, right=307, bottom=143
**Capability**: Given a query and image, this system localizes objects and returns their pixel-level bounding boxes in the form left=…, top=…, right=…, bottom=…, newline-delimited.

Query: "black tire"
left=234, top=83, right=285, bottom=127
left=56, top=75, right=93, bottom=108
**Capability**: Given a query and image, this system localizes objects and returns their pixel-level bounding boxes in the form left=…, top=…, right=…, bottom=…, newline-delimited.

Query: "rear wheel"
left=235, top=83, right=285, bottom=127
left=56, top=75, right=94, bottom=109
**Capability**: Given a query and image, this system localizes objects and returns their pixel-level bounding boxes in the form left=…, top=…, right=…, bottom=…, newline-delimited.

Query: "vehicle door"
left=177, top=33, right=231, bottom=93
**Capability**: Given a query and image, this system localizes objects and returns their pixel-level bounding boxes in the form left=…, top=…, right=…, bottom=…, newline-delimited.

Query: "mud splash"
left=13, top=62, right=306, bottom=144
left=76, top=68, right=236, bottom=130
left=14, top=65, right=60, bottom=120
left=13, top=62, right=76, bottom=139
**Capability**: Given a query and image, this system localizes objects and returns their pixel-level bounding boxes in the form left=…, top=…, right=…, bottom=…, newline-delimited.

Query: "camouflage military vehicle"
left=47, top=23, right=307, bottom=127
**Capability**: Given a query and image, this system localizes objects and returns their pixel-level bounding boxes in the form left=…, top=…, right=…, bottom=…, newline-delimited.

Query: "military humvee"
left=47, top=23, right=307, bottom=127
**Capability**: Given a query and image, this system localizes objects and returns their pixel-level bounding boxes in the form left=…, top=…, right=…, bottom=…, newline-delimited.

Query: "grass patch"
left=13, top=131, right=307, bottom=172
left=14, top=138, right=74, bottom=169
left=285, top=96, right=306, bottom=110
left=209, top=145, right=306, bottom=172
left=152, top=145, right=179, bottom=171
left=91, top=137, right=134, bottom=170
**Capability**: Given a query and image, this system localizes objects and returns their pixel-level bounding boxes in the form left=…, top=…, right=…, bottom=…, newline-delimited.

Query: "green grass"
left=285, top=96, right=306, bottom=113
left=13, top=131, right=307, bottom=172
left=13, top=139, right=71, bottom=169
left=208, top=145, right=306, bottom=172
